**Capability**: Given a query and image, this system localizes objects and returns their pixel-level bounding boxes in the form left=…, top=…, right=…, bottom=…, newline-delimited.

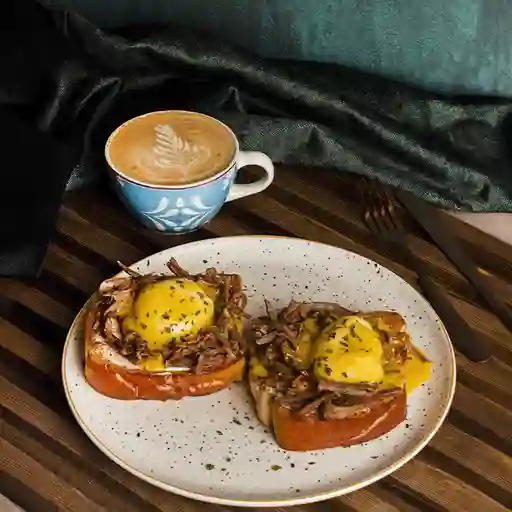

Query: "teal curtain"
left=56, top=0, right=512, bottom=97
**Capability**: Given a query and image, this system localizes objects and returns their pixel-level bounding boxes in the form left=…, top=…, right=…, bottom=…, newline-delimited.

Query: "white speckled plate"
left=62, top=236, right=456, bottom=507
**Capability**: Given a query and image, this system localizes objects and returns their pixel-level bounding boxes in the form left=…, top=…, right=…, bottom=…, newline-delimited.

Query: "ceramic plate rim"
left=62, top=235, right=457, bottom=507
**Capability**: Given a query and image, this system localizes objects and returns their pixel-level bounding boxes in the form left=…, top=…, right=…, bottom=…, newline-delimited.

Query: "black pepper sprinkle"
left=232, top=418, right=242, bottom=425
left=205, top=464, right=215, bottom=470
left=141, top=323, right=147, bottom=330
left=136, top=432, right=140, bottom=438
left=161, top=313, right=170, bottom=320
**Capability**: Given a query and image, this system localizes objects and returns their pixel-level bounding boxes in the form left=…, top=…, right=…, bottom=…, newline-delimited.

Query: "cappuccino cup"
left=105, top=110, right=274, bottom=234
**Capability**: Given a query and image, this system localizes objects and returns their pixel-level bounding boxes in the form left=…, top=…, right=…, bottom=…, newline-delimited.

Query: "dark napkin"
left=2, top=0, right=512, bottom=278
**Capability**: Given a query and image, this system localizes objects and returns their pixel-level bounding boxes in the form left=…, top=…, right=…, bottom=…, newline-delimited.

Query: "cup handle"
left=226, top=151, right=274, bottom=202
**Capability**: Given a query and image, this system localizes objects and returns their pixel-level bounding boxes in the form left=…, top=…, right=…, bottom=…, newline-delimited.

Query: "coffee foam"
left=106, top=111, right=236, bottom=186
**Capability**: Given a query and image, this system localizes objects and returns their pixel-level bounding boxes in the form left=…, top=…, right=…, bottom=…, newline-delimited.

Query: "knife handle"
left=416, top=272, right=492, bottom=363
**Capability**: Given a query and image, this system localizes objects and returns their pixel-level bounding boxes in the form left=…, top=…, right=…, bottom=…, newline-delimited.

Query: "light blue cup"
left=105, top=111, right=274, bottom=234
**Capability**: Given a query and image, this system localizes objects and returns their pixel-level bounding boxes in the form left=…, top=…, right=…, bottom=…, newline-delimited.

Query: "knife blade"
left=397, top=189, right=512, bottom=333
left=416, top=270, right=492, bottom=362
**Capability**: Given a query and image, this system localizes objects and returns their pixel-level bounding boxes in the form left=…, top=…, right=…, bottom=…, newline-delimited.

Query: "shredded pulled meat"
left=162, top=324, right=245, bottom=374
left=249, top=300, right=405, bottom=421
left=94, top=258, right=247, bottom=373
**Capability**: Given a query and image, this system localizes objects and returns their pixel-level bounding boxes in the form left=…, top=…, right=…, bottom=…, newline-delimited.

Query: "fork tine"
left=361, top=179, right=384, bottom=236
left=381, top=189, right=401, bottom=232
left=360, top=177, right=376, bottom=229
left=367, top=179, right=393, bottom=235
left=377, top=184, right=405, bottom=233
left=364, top=178, right=409, bottom=246
left=363, top=203, right=380, bottom=235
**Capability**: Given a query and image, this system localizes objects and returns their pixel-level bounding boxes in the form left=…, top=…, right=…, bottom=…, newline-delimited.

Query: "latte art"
left=106, top=111, right=236, bottom=186
left=150, top=124, right=211, bottom=172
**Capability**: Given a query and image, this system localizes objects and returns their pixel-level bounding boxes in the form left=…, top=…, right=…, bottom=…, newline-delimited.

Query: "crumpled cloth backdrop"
left=2, top=0, right=512, bottom=277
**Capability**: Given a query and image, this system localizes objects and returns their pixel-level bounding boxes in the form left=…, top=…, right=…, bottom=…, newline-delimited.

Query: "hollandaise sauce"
left=121, top=278, right=216, bottom=359
left=309, top=314, right=431, bottom=394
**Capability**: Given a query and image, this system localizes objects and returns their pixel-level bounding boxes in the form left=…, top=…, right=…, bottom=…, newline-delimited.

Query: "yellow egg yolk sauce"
left=122, top=278, right=216, bottom=353
left=313, top=316, right=384, bottom=384
left=311, top=315, right=432, bottom=394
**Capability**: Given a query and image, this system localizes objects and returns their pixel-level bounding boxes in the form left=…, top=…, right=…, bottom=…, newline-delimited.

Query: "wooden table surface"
left=1, top=167, right=511, bottom=512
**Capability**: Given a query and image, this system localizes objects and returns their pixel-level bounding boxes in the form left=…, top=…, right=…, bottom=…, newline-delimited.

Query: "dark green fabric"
left=11, top=1, right=508, bottom=213
left=56, top=0, right=512, bottom=97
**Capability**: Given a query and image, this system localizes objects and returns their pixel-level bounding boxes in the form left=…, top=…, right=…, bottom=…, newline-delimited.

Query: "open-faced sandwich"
left=248, top=301, right=432, bottom=451
left=84, top=258, right=247, bottom=400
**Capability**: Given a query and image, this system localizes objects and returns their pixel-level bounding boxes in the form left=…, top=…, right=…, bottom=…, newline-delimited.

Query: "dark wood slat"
left=3, top=421, right=144, bottom=512
left=58, top=206, right=148, bottom=265
left=3, top=408, right=164, bottom=512
left=334, top=489, right=419, bottom=512
left=449, top=298, right=512, bottom=366
left=390, top=458, right=510, bottom=512
left=449, top=385, right=512, bottom=455
left=423, top=425, right=512, bottom=506
left=36, top=269, right=88, bottom=313
left=0, top=472, right=57, bottom=512
left=0, top=279, right=75, bottom=329
left=1, top=440, right=100, bottom=511
left=0, top=349, right=71, bottom=420
left=455, top=356, right=512, bottom=410
left=0, top=319, right=60, bottom=379
left=43, top=243, right=104, bottom=296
